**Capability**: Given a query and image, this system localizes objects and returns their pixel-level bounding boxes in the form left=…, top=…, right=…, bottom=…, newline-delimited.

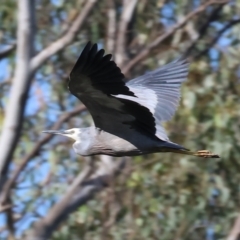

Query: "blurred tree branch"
left=28, top=153, right=161, bottom=239
left=195, top=18, right=240, bottom=59
left=0, top=1, right=35, bottom=237
left=106, top=0, right=116, bottom=53
left=115, top=0, right=137, bottom=68
left=30, top=0, right=97, bottom=74
left=0, top=0, right=35, bottom=196
left=227, top=214, right=240, bottom=240
left=28, top=156, right=125, bottom=240
left=122, top=0, right=229, bottom=74
left=28, top=158, right=94, bottom=240
left=0, top=204, right=12, bottom=213
left=0, top=0, right=95, bottom=211
left=0, top=0, right=239, bottom=239
left=0, top=105, right=86, bottom=206
left=0, top=44, right=16, bottom=61
left=184, top=4, right=225, bottom=58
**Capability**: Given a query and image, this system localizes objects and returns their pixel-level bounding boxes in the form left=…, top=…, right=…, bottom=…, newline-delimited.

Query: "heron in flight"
left=43, top=42, right=219, bottom=158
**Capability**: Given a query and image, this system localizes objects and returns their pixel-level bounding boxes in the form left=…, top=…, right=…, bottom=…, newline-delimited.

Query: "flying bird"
left=43, top=42, right=219, bottom=158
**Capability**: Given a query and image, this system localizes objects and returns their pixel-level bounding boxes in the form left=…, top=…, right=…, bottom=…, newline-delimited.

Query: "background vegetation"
left=0, top=0, right=240, bottom=239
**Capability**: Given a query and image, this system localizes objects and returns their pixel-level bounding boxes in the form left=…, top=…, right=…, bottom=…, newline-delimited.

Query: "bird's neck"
left=72, top=127, right=99, bottom=156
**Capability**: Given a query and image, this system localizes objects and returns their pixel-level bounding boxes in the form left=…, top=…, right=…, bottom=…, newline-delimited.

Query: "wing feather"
left=126, top=58, right=189, bottom=123
left=69, top=42, right=157, bottom=138
left=121, top=58, right=189, bottom=140
left=69, top=42, right=188, bottom=142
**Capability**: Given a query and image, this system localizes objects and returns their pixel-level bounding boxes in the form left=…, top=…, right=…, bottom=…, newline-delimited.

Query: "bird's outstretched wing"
left=117, top=58, right=189, bottom=140
left=69, top=42, right=188, bottom=141
left=69, top=42, right=157, bottom=138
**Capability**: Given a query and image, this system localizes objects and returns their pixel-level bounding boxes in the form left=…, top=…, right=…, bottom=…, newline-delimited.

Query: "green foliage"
left=1, top=0, right=240, bottom=239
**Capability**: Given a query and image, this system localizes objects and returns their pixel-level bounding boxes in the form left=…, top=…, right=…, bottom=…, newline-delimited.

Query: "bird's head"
left=42, top=128, right=82, bottom=141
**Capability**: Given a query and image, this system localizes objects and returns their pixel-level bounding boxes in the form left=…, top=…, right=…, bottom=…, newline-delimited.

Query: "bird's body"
left=43, top=42, right=219, bottom=158
left=71, top=127, right=183, bottom=157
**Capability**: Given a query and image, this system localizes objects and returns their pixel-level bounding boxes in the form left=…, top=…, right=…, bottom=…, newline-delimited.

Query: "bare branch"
left=0, top=226, right=7, bottom=234
left=184, top=4, right=225, bottom=58
left=0, top=79, right=12, bottom=88
left=30, top=0, right=97, bottom=74
left=227, top=214, right=240, bottom=240
left=106, top=0, right=116, bottom=53
left=0, top=105, right=86, bottom=206
left=122, top=0, right=229, bottom=75
left=195, top=18, right=240, bottom=59
left=28, top=157, right=125, bottom=240
left=28, top=159, right=94, bottom=240
left=0, top=204, right=12, bottom=213
left=115, top=0, right=137, bottom=67
left=0, top=0, right=35, bottom=193
left=0, top=44, right=16, bottom=61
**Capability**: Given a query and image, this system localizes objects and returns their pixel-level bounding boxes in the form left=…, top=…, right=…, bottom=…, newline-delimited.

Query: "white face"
left=63, top=128, right=81, bottom=141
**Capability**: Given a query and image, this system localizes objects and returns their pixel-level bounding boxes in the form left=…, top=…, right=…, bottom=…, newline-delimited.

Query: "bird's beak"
left=42, top=130, right=67, bottom=135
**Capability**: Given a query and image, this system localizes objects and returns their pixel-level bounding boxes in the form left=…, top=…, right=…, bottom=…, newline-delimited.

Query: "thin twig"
left=122, top=0, right=229, bottom=74
left=0, top=105, right=86, bottom=206
left=195, top=18, right=240, bottom=59
left=0, top=226, right=7, bottom=234
left=0, top=44, right=16, bottom=61
left=115, top=0, right=137, bottom=67
left=227, top=214, right=240, bottom=240
left=106, top=0, right=116, bottom=53
left=28, top=157, right=125, bottom=240
left=184, top=4, right=225, bottom=58
left=0, top=79, right=12, bottom=88
left=30, top=0, right=97, bottom=74
left=0, top=204, right=12, bottom=213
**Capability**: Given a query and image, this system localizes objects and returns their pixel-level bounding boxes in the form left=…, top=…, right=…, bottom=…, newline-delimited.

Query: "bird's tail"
left=165, top=148, right=219, bottom=158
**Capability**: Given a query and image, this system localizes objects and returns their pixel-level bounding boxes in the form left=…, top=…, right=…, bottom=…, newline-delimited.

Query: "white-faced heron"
left=43, top=42, right=219, bottom=158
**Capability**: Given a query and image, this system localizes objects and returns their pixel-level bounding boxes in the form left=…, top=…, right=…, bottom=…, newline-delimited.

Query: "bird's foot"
left=194, top=150, right=219, bottom=158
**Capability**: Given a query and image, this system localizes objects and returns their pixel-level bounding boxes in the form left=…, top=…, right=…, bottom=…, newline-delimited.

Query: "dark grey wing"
left=68, top=42, right=157, bottom=138
left=114, top=58, right=189, bottom=141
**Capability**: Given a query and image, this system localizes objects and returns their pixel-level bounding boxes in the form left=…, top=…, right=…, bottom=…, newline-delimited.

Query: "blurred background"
left=0, top=0, right=240, bottom=239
